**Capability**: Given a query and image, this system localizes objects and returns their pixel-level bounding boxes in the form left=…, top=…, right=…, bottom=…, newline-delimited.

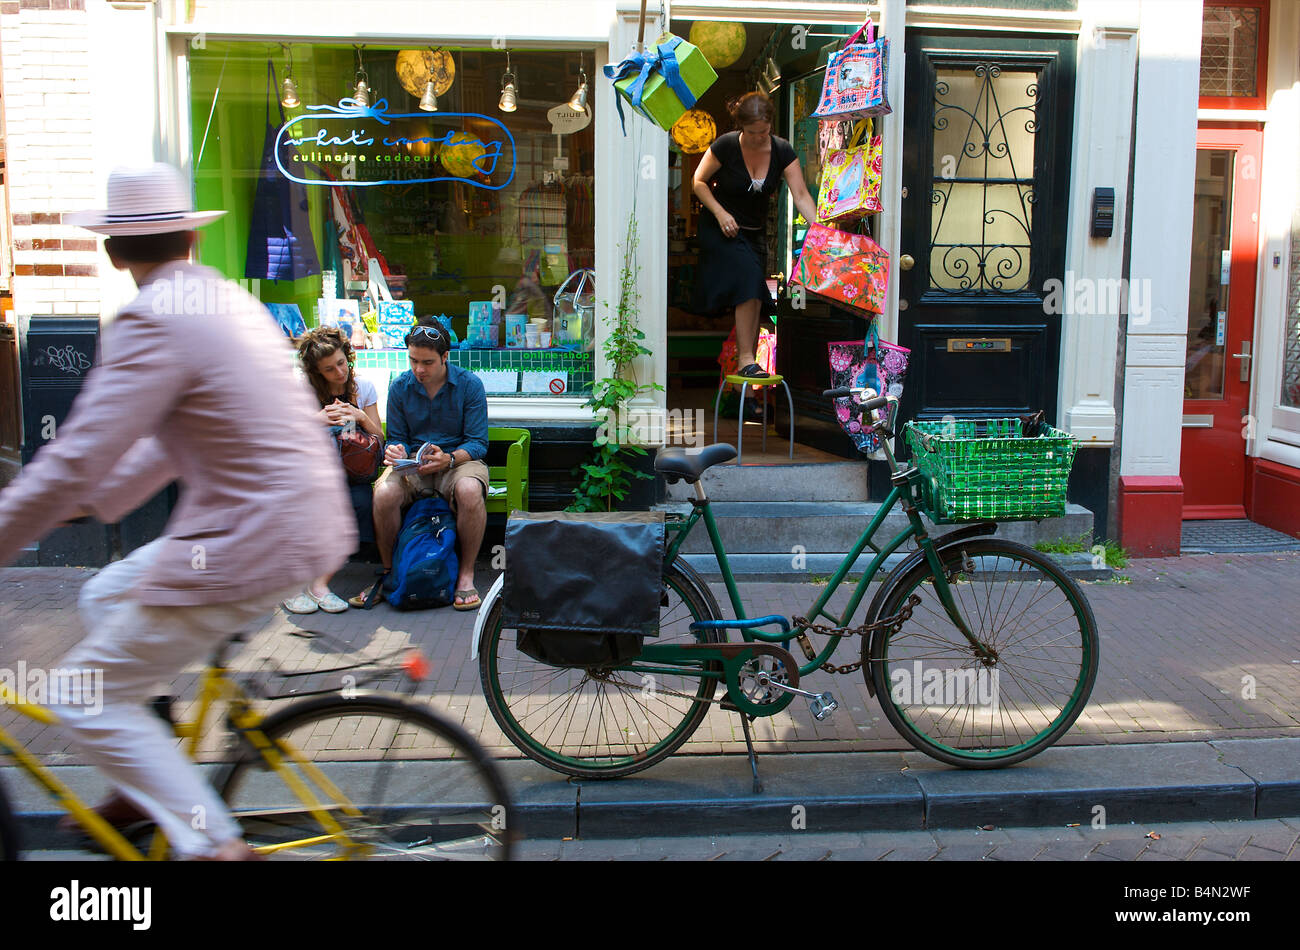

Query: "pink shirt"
left=0, top=263, right=357, bottom=606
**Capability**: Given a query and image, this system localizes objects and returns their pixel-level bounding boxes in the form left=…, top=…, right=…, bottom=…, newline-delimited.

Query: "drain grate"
left=1181, top=519, right=1300, bottom=554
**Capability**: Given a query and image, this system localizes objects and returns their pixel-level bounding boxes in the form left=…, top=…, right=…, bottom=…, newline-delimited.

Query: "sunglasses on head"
left=405, top=324, right=444, bottom=347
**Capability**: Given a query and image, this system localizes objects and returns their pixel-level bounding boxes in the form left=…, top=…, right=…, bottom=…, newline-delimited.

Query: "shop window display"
left=188, top=42, right=596, bottom=398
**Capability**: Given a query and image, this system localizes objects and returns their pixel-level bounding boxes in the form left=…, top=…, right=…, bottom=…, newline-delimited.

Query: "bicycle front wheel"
left=479, top=561, right=724, bottom=779
left=867, top=539, right=1098, bottom=767
left=218, top=695, right=512, bottom=860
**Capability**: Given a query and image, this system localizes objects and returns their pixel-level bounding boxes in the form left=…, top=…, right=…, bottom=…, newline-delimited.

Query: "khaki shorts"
left=376, top=458, right=489, bottom=513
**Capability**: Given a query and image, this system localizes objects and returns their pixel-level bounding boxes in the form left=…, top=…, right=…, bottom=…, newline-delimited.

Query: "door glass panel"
left=1185, top=149, right=1234, bottom=400
left=1282, top=159, right=1300, bottom=409
left=929, top=65, right=1038, bottom=293
left=1200, top=4, right=1262, bottom=99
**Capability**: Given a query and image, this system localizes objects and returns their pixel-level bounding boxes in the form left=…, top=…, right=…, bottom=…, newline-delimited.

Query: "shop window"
left=187, top=42, right=596, bottom=398
left=1200, top=1, right=1269, bottom=110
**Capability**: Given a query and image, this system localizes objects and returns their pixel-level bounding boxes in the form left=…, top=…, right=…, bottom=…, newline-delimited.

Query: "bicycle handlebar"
left=822, top=389, right=890, bottom=413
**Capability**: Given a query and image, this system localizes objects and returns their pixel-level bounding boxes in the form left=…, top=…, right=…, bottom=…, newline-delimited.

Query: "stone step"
left=663, top=460, right=870, bottom=503
left=655, top=501, right=1097, bottom=575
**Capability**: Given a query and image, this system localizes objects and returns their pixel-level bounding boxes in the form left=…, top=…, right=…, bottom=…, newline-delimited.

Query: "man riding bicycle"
left=0, top=164, right=356, bottom=859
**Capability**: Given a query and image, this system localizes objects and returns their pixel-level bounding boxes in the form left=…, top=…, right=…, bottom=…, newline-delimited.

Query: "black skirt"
left=692, top=213, right=774, bottom=315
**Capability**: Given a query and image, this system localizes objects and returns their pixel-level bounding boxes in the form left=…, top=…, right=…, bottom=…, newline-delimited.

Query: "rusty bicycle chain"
left=794, top=593, right=923, bottom=676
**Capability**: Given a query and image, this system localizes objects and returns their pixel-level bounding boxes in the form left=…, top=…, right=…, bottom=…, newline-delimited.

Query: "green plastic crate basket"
left=903, top=418, right=1077, bottom=523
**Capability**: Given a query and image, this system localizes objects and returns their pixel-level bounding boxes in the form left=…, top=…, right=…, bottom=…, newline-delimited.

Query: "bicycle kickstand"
left=739, top=713, right=763, bottom=795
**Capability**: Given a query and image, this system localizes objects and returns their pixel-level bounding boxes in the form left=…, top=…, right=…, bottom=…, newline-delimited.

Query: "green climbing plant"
left=568, top=217, right=663, bottom=512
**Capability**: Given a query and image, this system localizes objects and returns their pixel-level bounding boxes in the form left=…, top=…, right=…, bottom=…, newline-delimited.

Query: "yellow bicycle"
left=0, top=632, right=512, bottom=861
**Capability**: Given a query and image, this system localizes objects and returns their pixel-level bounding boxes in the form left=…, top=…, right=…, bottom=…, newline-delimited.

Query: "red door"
left=1180, top=127, right=1261, bottom=518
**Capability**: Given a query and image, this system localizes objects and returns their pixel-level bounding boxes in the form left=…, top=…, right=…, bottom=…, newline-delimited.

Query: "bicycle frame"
left=0, top=667, right=373, bottom=860
left=639, top=411, right=996, bottom=706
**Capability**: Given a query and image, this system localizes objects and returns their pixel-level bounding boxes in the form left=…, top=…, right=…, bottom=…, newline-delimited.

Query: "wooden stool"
left=714, top=373, right=793, bottom=463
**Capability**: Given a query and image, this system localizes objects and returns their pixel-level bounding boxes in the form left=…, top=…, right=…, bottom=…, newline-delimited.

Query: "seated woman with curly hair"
left=284, top=326, right=383, bottom=614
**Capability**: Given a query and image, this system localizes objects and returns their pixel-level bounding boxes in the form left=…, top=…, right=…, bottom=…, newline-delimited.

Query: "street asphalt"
left=2, top=548, right=1298, bottom=859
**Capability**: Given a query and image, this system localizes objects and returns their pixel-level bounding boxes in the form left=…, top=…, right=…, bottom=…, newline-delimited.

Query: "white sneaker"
left=309, top=590, right=349, bottom=613
left=282, top=592, right=319, bottom=614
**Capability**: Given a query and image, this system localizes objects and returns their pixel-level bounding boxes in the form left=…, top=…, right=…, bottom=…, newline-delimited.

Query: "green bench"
left=485, top=426, right=530, bottom=515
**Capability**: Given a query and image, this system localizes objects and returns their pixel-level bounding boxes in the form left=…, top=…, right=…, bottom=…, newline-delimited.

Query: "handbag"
left=827, top=324, right=910, bottom=456
left=816, top=119, right=883, bottom=224
left=553, top=268, right=596, bottom=351
left=791, top=222, right=890, bottom=313
left=246, top=61, right=320, bottom=282
left=812, top=19, right=891, bottom=120
left=331, top=423, right=382, bottom=485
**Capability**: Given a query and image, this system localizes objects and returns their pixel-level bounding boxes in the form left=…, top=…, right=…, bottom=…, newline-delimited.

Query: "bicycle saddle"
left=654, top=443, right=737, bottom=483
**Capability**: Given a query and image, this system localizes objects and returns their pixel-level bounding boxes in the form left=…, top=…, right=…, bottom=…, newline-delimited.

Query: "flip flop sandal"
left=348, top=570, right=390, bottom=609
left=453, top=588, right=481, bottom=611
left=737, top=363, right=771, bottom=379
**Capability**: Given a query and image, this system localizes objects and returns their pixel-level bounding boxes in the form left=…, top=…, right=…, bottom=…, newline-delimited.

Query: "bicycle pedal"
left=808, top=692, right=838, bottom=721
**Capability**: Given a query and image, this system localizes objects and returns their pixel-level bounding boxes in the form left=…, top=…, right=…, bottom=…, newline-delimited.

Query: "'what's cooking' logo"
left=274, top=98, right=517, bottom=190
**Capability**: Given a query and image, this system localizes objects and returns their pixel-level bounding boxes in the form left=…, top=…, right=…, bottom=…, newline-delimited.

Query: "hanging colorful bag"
left=604, top=3, right=718, bottom=134
left=812, top=18, right=891, bottom=120
left=791, top=222, right=890, bottom=313
left=827, top=324, right=910, bottom=455
left=246, top=61, right=320, bottom=282
left=816, top=119, right=883, bottom=224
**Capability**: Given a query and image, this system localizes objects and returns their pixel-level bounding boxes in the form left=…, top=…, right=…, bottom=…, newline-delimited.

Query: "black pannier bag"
left=501, top=511, right=665, bottom=668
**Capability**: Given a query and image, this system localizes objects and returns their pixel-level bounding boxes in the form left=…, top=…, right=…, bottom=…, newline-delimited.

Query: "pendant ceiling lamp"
left=352, top=44, right=370, bottom=108
left=419, top=47, right=439, bottom=111
left=568, top=55, right=588, bottom=113
left=280, top=44, right=300, bottom=108
left=498, top=50, right=517, bottom=113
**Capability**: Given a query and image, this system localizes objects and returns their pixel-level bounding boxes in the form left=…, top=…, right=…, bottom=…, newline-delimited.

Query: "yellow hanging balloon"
left=671, top=109, right=717, bottom=154
left=688, top=21, right=747, bottom=70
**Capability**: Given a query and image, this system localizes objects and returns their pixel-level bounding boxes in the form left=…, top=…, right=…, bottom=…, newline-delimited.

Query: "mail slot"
left=947, top=337, right=1012, bottom=353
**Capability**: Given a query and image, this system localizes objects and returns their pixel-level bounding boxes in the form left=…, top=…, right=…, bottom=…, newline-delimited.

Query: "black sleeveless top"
left=704, top=131, right=798, bottom=231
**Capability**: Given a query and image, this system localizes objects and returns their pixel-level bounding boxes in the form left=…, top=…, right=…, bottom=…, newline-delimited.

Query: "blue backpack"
left=383, top=497, right=459, bottom=610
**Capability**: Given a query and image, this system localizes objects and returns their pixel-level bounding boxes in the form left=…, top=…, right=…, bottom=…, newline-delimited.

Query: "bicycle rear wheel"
left=218, top=695, right=512, bottom=860
left=479, top=561, right=724, bottom=778
left=867, top=539, right=1098, bottom=767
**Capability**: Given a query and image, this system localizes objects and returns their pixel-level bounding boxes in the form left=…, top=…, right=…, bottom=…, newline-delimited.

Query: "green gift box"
left=614, top=35, right=718, bottom=132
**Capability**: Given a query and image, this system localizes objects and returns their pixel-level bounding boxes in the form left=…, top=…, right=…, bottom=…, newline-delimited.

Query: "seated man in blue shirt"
left=350, top=318, right=490, bottom=610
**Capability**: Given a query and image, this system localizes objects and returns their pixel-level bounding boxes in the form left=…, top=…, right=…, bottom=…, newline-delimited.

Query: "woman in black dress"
left=692, top=92, right=818, bottom=377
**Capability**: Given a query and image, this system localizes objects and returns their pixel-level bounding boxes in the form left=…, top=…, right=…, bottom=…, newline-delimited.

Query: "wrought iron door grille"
left=929, top=63, right=1040, bottom=294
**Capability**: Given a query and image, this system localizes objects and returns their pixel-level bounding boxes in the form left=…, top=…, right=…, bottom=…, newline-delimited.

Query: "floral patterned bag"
left=792, top=222, right=889, bottom=313
left=827, top=324, right=909, bottom=455
left=816, top=119, right=882, bottom=224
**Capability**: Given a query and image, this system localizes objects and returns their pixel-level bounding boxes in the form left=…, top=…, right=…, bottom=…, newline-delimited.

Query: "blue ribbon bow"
left=603, top=36, right=698, bottom=135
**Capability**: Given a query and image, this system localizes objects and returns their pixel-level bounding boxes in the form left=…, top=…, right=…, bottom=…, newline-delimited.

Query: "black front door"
left=898, top=32, right=1076, bottom=443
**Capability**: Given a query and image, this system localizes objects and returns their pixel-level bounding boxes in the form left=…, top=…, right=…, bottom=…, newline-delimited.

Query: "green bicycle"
left=473, top=392, right=1098, bottom=785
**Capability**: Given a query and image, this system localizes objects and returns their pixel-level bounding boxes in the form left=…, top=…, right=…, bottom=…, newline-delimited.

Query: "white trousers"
left=53, top=539, right=292, bottom=858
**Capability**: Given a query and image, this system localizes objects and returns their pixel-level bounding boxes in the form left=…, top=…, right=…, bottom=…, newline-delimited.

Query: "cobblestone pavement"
left=514, top=816, right=1300, bottom=861
left=3, top=550, right=1299, bottom=762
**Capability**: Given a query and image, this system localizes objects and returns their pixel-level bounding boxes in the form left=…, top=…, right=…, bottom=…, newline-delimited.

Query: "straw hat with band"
left=67, top=163, right=227, bottom=236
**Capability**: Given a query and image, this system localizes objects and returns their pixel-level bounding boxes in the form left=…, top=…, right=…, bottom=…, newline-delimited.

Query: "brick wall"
left=0, top=0, right=101, bottom=317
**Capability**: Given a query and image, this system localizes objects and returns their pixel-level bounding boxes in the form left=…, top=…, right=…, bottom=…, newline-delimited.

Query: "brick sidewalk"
left=2, top=550, right=1299, bottom=763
